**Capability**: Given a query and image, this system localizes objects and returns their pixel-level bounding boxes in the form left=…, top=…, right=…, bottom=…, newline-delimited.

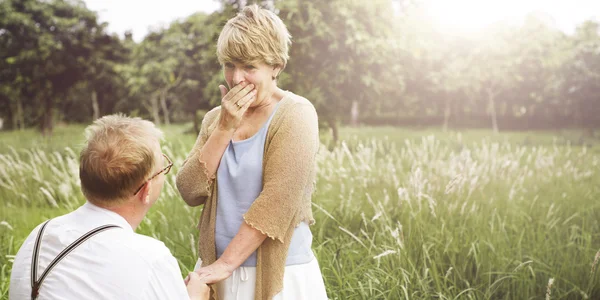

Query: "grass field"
left=1, top=124, right=600, bottom=299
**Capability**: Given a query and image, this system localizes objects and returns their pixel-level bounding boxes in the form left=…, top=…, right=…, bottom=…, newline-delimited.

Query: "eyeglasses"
left=133, top=154, right=173, bottom=196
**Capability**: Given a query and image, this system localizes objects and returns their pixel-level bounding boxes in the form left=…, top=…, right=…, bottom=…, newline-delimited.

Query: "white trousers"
left=195, top=257, right=328, bottom=300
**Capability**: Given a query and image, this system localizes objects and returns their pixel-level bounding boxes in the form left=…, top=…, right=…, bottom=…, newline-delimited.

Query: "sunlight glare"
left=423, top=0, right=574, bottom=34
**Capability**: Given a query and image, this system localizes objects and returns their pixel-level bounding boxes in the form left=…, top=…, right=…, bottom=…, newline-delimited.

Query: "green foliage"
left=0, top=0, right=125, bottom=133
left=560, top=21, right=600, bottom=129
left=278, top=0, right=400, bottom=122
left=1, top=126, right=600, bottom=299
left=119, top=8, right=235, bottom=126
left=1, top=0, right=600, bottom=134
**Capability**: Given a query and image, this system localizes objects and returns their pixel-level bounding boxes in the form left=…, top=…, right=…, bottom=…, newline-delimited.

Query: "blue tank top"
left=215, top=98, right=314, bottom=266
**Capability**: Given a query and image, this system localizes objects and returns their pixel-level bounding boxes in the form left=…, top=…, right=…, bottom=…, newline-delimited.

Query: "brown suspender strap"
left=30, top=220, right=50, bottom=298
left=30, top=220, right=121, bottom=300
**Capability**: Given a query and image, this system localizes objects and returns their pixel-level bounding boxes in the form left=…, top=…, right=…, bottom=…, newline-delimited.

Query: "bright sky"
left=421, top=0, right=600, bottom=35
left=84, top=0, right=599, bottom=41
left=84, top=0, right=221, bottom=41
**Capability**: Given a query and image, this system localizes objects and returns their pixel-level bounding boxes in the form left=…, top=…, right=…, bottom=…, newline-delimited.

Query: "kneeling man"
left=10, top=115, right=208, bottom=300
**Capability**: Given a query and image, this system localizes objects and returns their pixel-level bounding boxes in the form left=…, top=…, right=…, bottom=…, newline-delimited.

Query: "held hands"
left=183, top=260, right=233, bottom=300
left=193, top=259, right=235, bottom=285
left=185, top=272, right=210, bottom=300
left=218, top=82, right=257, bottom=132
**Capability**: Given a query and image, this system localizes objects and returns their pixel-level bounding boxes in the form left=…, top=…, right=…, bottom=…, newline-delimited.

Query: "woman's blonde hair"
left=79, top=114, right=163, bottom=205
left=217, top=4, right=291, bottom=69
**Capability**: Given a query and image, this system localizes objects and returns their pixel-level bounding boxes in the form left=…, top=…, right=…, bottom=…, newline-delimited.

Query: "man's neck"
left=94, top=201, right=146, bottom=231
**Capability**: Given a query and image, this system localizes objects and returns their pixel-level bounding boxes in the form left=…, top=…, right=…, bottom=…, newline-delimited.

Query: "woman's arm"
left=194, top=222, right=267, bottom=283
left=195, top=127, right=234, bottom=180
left=195, top=82, right=258, bottom=178
left=176, top=83, right=257, bottom=206
left=195, top=101, right=320, bottom=283
left=175, top=116, right=223, bottom=207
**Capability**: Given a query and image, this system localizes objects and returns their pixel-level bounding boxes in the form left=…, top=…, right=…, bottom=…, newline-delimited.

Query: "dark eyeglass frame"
left=133, top=154, right=173, bottom=196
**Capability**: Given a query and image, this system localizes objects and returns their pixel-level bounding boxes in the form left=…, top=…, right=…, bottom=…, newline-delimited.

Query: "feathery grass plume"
left=0, top=221, right=13, bottom=231
left=591, top=249, right=600, bottom=274
left=373, top=250, right=396, bottom=260
left=444, top=267, right=453, bottom=279
left=338, top=226, right=368, bottom=250
left=546, top=278, right=554, bottom=300
left=2, top=127, right=600, bottom=299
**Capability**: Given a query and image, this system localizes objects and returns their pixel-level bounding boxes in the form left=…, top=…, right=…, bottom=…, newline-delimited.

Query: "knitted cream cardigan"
left=176, top=92, right=319, bottom=300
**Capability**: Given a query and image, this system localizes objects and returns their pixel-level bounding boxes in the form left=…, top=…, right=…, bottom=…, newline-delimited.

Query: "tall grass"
left=1, top=126, right=599, bottom=299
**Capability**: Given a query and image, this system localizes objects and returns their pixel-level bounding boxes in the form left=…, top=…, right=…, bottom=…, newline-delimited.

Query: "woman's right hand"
left=217, top=82, right=257, bottom=131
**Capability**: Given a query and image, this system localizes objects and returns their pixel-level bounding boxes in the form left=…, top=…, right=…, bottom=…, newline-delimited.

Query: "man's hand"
left=185, top=272, right=210, bottom=300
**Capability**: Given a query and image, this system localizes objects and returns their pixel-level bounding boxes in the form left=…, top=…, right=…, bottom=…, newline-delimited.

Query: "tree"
left=277, top=0, right=401, bottom=145
left=457, top=25, right=521, bottom=133
left=173, top=10, right=233, bottom=133
left=560, top=21, right=600, bottom=131
left=0, top=0, right=123, bottom=135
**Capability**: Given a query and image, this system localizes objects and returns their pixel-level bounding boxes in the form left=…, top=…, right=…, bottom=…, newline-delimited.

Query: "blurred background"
left=2, top=1, right=600, bottom=299
left=1, top=0, right=599, bottom=139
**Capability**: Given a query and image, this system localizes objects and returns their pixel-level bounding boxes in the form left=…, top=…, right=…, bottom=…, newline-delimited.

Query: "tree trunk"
left=328, top=118, right=339, bottom=150
left=442, top=99, right=451, bottom=132
left=350, top=100, right=359, bottom=127
left=150, top=94, right=161, bottom=126
left=193, top=109, right=200, bottom=135
left=40, top=96, right=54, bottom=136
left=577, top=100, right=584, bottom=128
left=16, top=97, right=25, bottom=130
left=580, top=100, right=594, bottom=137
left=487, top=90, right=499, bottom=134
left=92, top=90, right=100, bottom=120
left=11, top=103, right=16, bottom=130
left=160, top=89, right=170, bottom=126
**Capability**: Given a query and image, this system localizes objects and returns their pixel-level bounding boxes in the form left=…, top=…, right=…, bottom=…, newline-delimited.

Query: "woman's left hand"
left=195, top=259, right=235, bottom=284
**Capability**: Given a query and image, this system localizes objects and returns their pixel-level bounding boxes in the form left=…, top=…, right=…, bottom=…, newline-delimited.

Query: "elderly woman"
left=175, top=4, right=327, bottom=300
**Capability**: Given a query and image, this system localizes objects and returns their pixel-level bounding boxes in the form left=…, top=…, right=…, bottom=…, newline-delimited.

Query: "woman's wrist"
left=197, top=127, right=234, bottom=154
left=215, top=257, right=236, bottom=274
left=214, top=126, right=236, bottom=137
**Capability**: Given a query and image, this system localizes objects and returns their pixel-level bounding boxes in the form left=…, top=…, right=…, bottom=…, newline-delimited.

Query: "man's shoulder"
left=10, top=225, right=182, bottom=300
left=130, top=233, right=172, bottom=257
left=100, top=230, right=174, bottom=264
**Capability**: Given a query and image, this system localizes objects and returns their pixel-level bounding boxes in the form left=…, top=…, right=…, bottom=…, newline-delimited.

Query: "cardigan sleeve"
left=243, top=102, right=319, bottom=243
left=175, top=109, right=219, bottom=207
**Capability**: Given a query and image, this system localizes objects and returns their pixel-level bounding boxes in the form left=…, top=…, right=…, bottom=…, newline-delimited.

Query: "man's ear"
left=137, top=180, right=152, bottom=205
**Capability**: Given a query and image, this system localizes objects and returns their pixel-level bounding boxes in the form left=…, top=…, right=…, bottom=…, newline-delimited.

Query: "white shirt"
left=9, top=202, right=190, bottom=300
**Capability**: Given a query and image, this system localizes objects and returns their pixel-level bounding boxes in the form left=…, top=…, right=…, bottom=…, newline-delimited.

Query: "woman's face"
left=223, top=61, right=280, bottom=107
